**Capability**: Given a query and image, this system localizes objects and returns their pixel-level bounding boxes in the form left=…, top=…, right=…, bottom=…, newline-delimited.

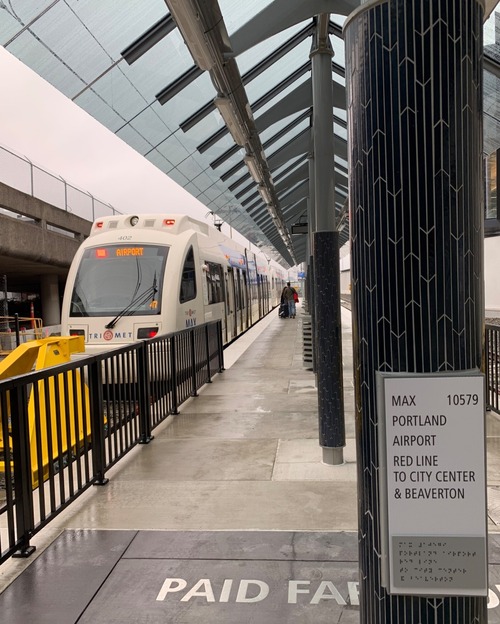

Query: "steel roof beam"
left=231, top=177, right=255, bottom=197
left=241, top=24, right=315, bottom=85
left=273, top=154, right=307, bottom=183
left=227, top=0, right=360, bottom=58
left=255, top=79, right=346, bottom=134
left=251, top=61, right=311, bottom=111
left=201, top=78, right=313, bottom=156
left=179, top=25, right=313, bottom=133
left=333, top=137, right=348, bottom=162
left=267, top=129, right=310, bottom=171
left=282, top=204, right=308, bottom=227
left=210, top=144, right=243, bottom=170
left=262, top=110, right=312, bottom=151
left=335, top=160, right=348, bottom=176
left=180, top=101, right=216, bottom=133
left=156, top=66, right=203, bottom=105
left=220, top=159, right=246, bottom=183
left=122, top=15, right=177, bottom=65
left=275, top=162, right=309, bottom=193
left=278, top=179, right=309, bottom=206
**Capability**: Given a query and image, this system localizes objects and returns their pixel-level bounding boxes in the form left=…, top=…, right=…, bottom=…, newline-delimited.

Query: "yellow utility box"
left=0, top=336, right=90, bottom=488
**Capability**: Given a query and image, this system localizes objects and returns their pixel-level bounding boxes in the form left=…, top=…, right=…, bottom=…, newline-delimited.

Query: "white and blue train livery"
left=61, top=214, right=287, bottom=353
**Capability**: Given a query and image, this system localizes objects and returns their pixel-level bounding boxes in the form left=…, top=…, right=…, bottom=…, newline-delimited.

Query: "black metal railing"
left=486, top=323, right=500, bottom=414
left=0, top=320, right=223, bottom=564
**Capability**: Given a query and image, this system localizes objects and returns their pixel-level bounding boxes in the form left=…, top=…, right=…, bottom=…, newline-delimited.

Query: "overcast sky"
left=0, top=46, right=223, bottom=229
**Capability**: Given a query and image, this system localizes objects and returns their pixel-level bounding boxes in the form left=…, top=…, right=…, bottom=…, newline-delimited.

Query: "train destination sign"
left=377, top=372, right=487, bottom=596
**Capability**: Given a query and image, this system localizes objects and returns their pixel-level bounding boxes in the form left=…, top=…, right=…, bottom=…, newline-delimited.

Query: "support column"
left=307, top=142, right=317, bottom=371
left=40, top=273, right=60, bottom=327
left=311, top=17, right=345, bottom=465
left=345, top=1, right=485, bottom=621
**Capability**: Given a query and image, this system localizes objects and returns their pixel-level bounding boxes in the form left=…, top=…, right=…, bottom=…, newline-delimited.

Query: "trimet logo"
left=103, top=330, right=113, bottom=341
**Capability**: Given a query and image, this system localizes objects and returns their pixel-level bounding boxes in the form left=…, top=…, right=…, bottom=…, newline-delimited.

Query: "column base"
left=322, top=446, right=344, bottom=466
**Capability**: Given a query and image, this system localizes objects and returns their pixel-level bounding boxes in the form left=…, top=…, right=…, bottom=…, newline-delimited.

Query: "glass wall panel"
left=75, top=89, right=126, bottom=132
left=91, top=68, right=149, bottom=121
left=0, top=1, right=56, bottom=42
left=31, top=4, right=111, bottom=82
left=8, top=32, right=85, bottom=97
left=153, top=133, right=194, bottom=168
left=245, top=40, right=311, bottom=102
left=72, top=0, right=165, bottom=59
left=220, top=0, right=274, bottom=37
left=155, top=73, right=215, bottom=129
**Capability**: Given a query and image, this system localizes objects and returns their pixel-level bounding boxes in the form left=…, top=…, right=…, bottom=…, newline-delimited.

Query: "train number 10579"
left=446, top=394, right=479, bottom=406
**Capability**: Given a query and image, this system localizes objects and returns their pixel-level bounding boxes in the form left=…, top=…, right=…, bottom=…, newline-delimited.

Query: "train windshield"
left=70, top=244, right=169, bottom=317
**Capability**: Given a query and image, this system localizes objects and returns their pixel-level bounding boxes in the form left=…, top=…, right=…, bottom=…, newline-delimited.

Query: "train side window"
left=235, top=270, right=244, bottom=311
left=180, top=246, right=197, bottom=303
left=204, top=261, right=224, bottom=304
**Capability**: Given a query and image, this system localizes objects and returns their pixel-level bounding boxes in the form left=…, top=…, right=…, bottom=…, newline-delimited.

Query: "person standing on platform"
left=281, top=282, right=298, bottom=318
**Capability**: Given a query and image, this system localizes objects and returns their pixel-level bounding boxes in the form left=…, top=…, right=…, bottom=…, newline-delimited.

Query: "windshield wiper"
left=105, top=274, right=158, bottom=329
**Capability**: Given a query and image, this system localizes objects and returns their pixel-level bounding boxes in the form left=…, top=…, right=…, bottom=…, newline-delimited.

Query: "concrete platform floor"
left=2, top=304, right=500, bottom=622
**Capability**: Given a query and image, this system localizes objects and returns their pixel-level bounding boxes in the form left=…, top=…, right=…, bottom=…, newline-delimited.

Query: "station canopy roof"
left=1, top=0, right=499, bottom=268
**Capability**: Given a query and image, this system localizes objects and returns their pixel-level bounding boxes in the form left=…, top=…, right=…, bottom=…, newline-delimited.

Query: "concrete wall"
left=0, top=181, right=92, bottom=293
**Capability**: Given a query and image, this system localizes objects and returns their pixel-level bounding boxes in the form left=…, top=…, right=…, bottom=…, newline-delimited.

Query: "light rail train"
left=61, top=214, right=288, bottom=353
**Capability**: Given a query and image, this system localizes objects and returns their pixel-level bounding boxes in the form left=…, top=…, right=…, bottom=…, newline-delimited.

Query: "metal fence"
left=486, top=323, right=500, bottom=414
left=0, top=321, right=223, bottom=564
left=0, top=315, right=43, bottom=353
left=0, top=143, right=121, bottom=222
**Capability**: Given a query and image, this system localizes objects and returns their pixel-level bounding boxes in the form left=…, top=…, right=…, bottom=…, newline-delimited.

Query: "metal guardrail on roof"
left=0, top=143, right=122, bottom=223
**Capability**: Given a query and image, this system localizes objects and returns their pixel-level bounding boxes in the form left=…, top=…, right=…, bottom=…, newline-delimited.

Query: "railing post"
left=490, top=326, right=500, bottom=414
left=89, top=359, right=108, bottom=485
left=217, top=320, right=225, bottom=372
left=170, top=336, right=179, bottom=415
left=496, top=329, right=500, bottom=414
left=30, top=160, right=34, bottom=196
left=485, top=327, right=491, bottom=411
left=137, top=342, right=153, bottom=443
left=10, top=385, right=36, bottom=558
left=59, top=175, right=69, bottom=212
left=205, top=324, right=212, bottom=384
left=190, top=330, right=198, bottom=397
left=14, top=313, right=20, bottom=348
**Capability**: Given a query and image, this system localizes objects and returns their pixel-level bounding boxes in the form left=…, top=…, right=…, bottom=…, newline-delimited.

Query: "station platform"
left=1, top=305, right=500, bottom=622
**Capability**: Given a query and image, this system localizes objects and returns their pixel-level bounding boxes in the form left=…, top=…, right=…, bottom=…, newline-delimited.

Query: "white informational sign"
left=377, top=372, right=487, bottom=596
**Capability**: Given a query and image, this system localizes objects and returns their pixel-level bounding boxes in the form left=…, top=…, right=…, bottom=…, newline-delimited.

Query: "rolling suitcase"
left=278, top=301, right=289, bottom=318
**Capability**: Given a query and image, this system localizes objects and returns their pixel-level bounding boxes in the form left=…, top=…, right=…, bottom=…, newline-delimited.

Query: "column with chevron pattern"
left=345, top=1, right=486, bottom=621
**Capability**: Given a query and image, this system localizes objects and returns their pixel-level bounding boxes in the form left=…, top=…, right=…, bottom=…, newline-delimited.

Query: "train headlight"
left=130, top=215, right=139, bottom=226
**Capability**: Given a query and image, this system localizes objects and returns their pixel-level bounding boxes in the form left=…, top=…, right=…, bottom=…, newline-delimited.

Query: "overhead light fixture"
left=165, top=0, right=214, bottom=71
left=213, top=97, right=247, bottom=146
left=258, top=185, right=271, bottom=205
left=243, top=155, right=261, bottom=183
